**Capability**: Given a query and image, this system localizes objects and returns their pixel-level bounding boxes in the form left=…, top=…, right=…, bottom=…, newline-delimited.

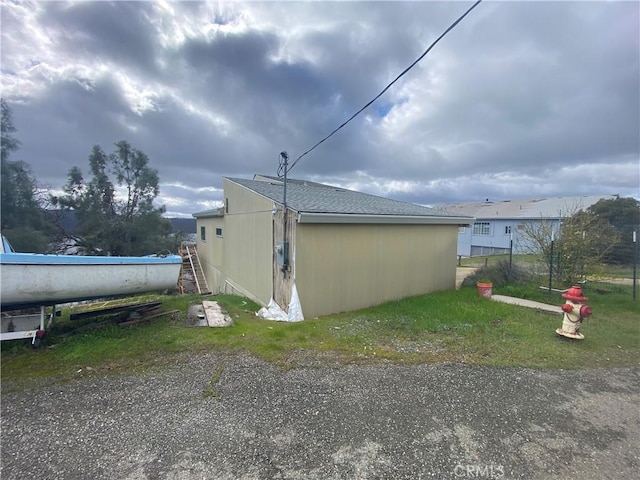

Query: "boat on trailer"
left=0, top=235, right=183, bottom=343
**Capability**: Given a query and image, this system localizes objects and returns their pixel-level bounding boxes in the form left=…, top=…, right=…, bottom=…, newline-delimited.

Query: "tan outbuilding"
left=193, top=175, right=473, bottom=320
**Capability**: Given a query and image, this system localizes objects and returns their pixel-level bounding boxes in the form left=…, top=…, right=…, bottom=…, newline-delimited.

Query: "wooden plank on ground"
left=70, top=301, right=161, bottom=320
left=202, top=301, right=233, bottom=327
left=118, top=310, right=180, bottom=327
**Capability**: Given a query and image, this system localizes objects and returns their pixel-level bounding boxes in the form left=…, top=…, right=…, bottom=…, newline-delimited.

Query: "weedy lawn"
left=1, top=282, right=638, bottom=384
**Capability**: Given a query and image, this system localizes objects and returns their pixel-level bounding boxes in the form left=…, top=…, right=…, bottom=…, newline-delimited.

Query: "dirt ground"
left=456, top=267, right=477, bottom=289
left=1, top=352, right=638, bottom=480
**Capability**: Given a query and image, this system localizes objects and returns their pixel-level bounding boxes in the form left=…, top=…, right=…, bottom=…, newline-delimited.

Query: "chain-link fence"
left=460, top=225, right=639, bottom=299
left=543, top=225, right=639, bottom=299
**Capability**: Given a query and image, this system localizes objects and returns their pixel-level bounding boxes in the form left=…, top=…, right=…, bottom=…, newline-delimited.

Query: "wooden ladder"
left=181, top=243, right=211, bottom=295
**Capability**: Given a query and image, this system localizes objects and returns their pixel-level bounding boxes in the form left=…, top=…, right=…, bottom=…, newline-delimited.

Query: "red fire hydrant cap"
left=561, top=303, right=574, bottom=313
left=562, top=285, right=589, bottom=303
left=580, top=305, right=593, bottom=317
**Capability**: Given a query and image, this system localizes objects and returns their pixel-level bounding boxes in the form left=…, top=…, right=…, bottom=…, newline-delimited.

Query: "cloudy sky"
left=1, top=0, right=638, bottom=218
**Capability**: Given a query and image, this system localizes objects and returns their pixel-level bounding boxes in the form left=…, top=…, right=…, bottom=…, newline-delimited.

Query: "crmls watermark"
left=453, top=464, right=505, bottom=479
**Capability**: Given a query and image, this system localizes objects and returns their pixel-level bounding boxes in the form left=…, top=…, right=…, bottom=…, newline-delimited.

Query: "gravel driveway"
left=1, top=353, right=638, bottom=480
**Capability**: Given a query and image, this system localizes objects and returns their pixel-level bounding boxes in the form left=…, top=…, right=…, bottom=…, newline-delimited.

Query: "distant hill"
left=46, top=210, right=196, bottom=234
left=169, top=217, right=196, bottom=233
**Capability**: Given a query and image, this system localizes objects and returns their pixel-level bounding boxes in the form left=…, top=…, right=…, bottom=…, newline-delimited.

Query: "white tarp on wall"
left=256, top=283, right=304, bottom=322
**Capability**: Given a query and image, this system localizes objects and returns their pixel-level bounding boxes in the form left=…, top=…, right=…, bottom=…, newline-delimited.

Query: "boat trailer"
left=1, top=305, right=56, bottom=346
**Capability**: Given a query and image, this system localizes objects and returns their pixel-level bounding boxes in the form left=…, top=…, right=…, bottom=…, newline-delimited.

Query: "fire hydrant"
left=555, top=285, right=592, bottom=340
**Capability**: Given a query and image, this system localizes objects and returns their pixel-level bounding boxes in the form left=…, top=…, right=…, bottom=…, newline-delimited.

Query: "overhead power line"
left=288, top=0, right=483, bottom=173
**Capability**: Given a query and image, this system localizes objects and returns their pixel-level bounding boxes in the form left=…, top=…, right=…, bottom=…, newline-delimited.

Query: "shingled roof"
left=224, top=175, right=470, bottom=223
left=436, top=195, right=619, bottom=220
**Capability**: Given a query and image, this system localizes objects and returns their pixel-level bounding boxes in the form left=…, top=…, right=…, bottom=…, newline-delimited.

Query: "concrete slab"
left=491, top=294, right=562, bottom=313
left=186, top=304, right=208, bottom=327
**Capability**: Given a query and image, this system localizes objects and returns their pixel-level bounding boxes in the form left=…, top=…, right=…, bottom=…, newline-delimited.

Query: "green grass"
left=202, top=363, right=225, bottom=399
left=591, top=264, right=636, bottom=279
left=460, top=254, right=539, bottom=268
left=460, top=254, right=638, bottom=279
left=1, top=285, right=639, bottom=386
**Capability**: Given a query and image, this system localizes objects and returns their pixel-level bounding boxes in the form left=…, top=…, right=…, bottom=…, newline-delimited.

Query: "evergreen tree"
left=1, top=99, right=50, bottom=252
left=53, top=141, right=175, bottom=256
left=587, top=197, right=640, bottom=264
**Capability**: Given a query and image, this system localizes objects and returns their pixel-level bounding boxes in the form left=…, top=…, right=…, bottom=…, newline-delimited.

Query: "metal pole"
left=280, top=151, right=289, bottom=272
left=548, top=231, right=554, bottom=294
left=509, top=231, right=513, bottom=273
left=281, top=152, right=288, bottom=214
left=580, top=230, right=585, bottom=284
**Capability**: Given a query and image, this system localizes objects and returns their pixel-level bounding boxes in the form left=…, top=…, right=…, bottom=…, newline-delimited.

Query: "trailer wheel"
left=32, top=330, right=46, bottom=349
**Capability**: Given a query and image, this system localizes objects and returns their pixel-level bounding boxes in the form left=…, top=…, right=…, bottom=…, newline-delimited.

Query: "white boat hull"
left=1, top=255, right=182, bottom=310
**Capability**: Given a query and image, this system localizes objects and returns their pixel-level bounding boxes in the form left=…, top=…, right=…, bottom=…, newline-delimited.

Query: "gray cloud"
left=1, top=0, right=638, bottom=217
left=42, top=1, right=159, bottom=75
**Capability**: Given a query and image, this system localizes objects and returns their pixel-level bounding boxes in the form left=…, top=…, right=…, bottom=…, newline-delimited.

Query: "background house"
left=193, top=175, right=472, bottom=319
left=437, top=195, right=619, bottom=257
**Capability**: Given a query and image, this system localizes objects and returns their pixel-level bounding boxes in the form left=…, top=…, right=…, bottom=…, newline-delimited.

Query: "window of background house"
left=458, top=226, right=466, bottom=234
left=200, top=226, right=206, bottom=241
left=216, top=227, right=223, bottom=237
left=473, top=222, right=491, bottom=236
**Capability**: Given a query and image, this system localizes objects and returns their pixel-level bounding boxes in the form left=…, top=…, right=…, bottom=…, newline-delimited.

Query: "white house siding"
left=447, top=196, right=616, bottom=257
left=457, top=226, right=472, bottom=257
left=470, top=219, right=515, bottom=256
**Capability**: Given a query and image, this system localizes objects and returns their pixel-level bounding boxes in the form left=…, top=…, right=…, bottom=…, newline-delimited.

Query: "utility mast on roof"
left=279, top=151, right=288, bottom=215
left=277, top=151, right=289, bottom=272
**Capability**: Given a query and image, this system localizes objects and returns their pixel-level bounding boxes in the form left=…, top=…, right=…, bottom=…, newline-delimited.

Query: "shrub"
left=461, top=260, right=532, bottom=288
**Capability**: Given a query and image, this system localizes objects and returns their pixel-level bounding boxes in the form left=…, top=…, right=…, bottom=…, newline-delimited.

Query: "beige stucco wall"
left=294, top=223, right=458, bottom=318
left=195, top=216, right=225, bottom=294
left=215, top=179, right=273, bottom=306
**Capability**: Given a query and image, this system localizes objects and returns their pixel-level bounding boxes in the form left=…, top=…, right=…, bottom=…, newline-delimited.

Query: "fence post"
left=548, top=232, right=554, bottom=294
left=633, top=230, right=637, bottom=301
left=509, top=232, right=513, bottom=276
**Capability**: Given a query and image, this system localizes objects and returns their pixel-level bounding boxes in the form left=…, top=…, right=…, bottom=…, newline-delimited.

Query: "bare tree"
left=519, top=203, right=618, bottom=286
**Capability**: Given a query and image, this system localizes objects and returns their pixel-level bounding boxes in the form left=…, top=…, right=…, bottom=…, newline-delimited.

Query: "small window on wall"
left=473, top=222, right=491, bottom=236
left=200, top=226, right=206, bottom=241
left=505, top=226, right=512, bottom=235
left=215, top=227, right=223, bottom=237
